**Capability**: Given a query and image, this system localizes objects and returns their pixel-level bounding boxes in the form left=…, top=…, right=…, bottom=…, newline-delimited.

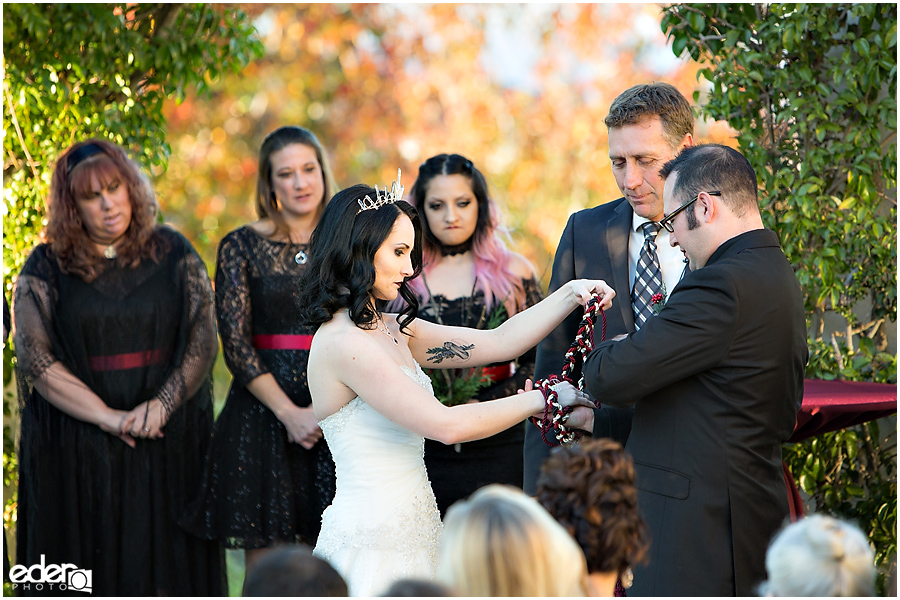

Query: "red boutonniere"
left=651, top=284, right=667, bottom=315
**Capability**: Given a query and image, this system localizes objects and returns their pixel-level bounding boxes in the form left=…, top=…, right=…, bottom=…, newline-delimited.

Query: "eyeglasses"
left=659, top=191, right=721, bottom=232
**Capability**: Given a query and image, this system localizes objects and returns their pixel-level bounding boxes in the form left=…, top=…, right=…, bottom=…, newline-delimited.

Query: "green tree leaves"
left=2, top=3, right=263, bottom=572
left=3, top=3, right=264, bottom=286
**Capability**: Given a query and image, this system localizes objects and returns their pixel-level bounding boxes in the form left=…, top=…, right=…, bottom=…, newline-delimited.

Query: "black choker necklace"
left=439, top=239, right=473, bottom=257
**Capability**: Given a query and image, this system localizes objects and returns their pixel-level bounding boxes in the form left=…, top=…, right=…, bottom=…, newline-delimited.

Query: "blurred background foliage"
left=155, top=3, right=732, bottom=274
left=3, top=2, right=897, bottom=596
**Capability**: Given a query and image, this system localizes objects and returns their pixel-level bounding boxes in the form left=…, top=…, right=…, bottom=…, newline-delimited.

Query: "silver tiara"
left=357, top=169, right=404, bottom=214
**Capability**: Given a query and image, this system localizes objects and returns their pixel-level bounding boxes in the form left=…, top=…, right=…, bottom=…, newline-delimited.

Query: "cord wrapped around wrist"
left=530, top=377, right=574, bottom=445
left=529, top=293, right=607, bottom=446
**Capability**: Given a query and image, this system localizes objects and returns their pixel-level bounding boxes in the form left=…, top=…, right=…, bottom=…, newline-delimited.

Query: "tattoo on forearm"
left=426, top=341, right=475, bottom=364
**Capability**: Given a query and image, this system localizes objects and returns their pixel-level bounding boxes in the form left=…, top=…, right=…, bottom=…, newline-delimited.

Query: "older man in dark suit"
left=579, top=144, right=808, bottom=596
left=523, top=82, right=694, bottom=494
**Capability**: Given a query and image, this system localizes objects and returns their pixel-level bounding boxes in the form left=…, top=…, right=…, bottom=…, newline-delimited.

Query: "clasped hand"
left=519, top=378, right=594, bottom=418
left=567, top=279, right=615, bottom=311
left=280, top=405, right=324, bottom=450
left=96, top=400, right=167, bottom=448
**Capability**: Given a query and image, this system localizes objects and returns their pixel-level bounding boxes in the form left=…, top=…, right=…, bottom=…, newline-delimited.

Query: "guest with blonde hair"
left=182, top=126, right=338, bottom=570
left=759, top=514, right=876, bottom=596
left=436, top=484, right=588, bottom=596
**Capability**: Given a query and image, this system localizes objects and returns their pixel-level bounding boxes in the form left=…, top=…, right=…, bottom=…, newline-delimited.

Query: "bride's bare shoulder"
left=312, top=312, right=386, bottom=369
left=315, top=312, right=362, bottom=346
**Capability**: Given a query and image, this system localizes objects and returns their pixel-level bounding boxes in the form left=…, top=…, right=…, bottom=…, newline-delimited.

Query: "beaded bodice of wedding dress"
left=313, top=361, right=443, bottom=597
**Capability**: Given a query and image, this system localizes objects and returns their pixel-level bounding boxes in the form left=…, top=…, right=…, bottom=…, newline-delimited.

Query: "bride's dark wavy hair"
left=298, top=183, right=423, bottom=333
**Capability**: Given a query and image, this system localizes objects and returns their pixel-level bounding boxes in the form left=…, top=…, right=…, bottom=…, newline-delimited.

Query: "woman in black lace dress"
left=13, top=139, right=222, bottom=596
left=394, top=153, right=543, bottom=515
left=181, top=126, right=337, bottom=568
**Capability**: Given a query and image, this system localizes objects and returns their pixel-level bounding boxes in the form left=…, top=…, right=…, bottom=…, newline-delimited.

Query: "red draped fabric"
left=790, top=379, right=897, bottom=443
left=784, top=378, right=897, bottom=521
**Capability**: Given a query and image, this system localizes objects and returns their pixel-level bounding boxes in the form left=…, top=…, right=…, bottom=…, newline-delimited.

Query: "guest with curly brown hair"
left=13, top=138, right=222, bottom=595
left=536, top=439, right=650, bottom=597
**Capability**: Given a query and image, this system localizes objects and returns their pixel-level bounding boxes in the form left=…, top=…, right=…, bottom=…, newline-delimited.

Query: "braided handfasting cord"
left=529, top=293, right=607, bottom=445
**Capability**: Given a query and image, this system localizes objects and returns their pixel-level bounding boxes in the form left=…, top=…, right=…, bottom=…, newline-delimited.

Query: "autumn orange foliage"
left=158, top=4, right=735, bottom=280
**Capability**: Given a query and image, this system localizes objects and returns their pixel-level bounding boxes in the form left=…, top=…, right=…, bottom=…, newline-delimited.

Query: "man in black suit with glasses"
left=578, top=144, right=808, bottom=596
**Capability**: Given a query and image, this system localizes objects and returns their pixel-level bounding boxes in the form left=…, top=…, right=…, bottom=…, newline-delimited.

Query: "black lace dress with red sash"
left=13, top=227, right=223, bottom=596
left=180, top=226, right=336, bottom=549
left=418, top=277, right=543, bottom=516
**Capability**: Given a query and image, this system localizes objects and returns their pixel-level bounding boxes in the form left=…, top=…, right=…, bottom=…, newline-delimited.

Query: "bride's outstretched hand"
left=567, top=279, right=615, bottom=310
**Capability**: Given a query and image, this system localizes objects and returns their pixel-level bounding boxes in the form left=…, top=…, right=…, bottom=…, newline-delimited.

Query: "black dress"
left=418, top=277, right=543, bottom=516
left=13, top=227, right=224, bottom=596
left=181, top=226, right=336, bottom=549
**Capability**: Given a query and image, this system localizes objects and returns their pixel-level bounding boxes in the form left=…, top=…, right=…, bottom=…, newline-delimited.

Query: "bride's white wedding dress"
left=313, top=361, right=443, bottom=597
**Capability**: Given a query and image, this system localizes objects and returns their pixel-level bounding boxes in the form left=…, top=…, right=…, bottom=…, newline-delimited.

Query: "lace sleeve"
left=155, top=246, right=218, bottom=416
left=14, top=272, right=62, bottom=386
left=214, top=231, right=269, bottom=387
left=13, top=254, right=101, bottom=413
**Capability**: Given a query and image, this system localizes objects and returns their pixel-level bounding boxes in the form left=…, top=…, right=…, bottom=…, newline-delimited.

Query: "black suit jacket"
left=584, top=229, right=808, bottom=596
left=523, top=198, right=637, bottom=494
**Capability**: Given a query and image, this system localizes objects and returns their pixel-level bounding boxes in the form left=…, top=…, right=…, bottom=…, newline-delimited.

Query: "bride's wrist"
left=525, top=389, right=545, bottom=414
left=565, top=280, right=583, bottom=308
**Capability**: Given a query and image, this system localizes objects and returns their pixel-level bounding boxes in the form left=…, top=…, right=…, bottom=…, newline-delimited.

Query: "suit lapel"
left=607, top=201, right=635, bottom=331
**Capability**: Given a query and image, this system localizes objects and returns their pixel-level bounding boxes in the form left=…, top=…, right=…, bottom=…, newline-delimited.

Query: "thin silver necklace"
left=375, top=313, right=399, bottom=345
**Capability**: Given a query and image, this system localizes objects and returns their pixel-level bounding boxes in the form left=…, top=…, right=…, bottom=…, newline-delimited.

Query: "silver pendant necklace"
left=294, top=248, right=308, bottom=265
left=375, top=313, right=399, bottom=345
left=92, top=233, right=126, bottom=260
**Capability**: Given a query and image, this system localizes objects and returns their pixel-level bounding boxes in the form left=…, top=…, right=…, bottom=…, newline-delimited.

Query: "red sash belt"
left=253, top=334, right=314, bottom=350
left=482, top=362, right=515, bottom=383
left=89, top=348, right=170, bottom=372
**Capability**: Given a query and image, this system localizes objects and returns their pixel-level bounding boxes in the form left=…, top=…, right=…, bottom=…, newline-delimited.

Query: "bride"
left=297, top=176, right=614, bottom=596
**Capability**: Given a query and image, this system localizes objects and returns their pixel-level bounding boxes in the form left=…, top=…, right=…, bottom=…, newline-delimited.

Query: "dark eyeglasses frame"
left=659, top=191, right=721, bottom=233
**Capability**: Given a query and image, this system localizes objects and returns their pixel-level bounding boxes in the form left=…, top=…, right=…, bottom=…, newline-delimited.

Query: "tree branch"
left=831, top=332, right=845, bottom=371
left=680, top=4, right=738, bottom=31
left=847, top=318, right=886, bottom=339
left=3, top=79, right=43, bottom=205
left=150, top=3, right=183, bottom=42
left=698, top=34, right=727, bottom=43
left=192, top=4, right=210, bottom=42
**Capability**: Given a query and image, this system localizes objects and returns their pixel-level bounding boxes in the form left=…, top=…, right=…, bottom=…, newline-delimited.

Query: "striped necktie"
left=632, top=222, right=663, bottom=330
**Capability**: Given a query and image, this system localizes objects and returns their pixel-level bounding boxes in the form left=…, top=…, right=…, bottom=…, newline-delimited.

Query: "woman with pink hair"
left=393, top=153, right=542, bottom=515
